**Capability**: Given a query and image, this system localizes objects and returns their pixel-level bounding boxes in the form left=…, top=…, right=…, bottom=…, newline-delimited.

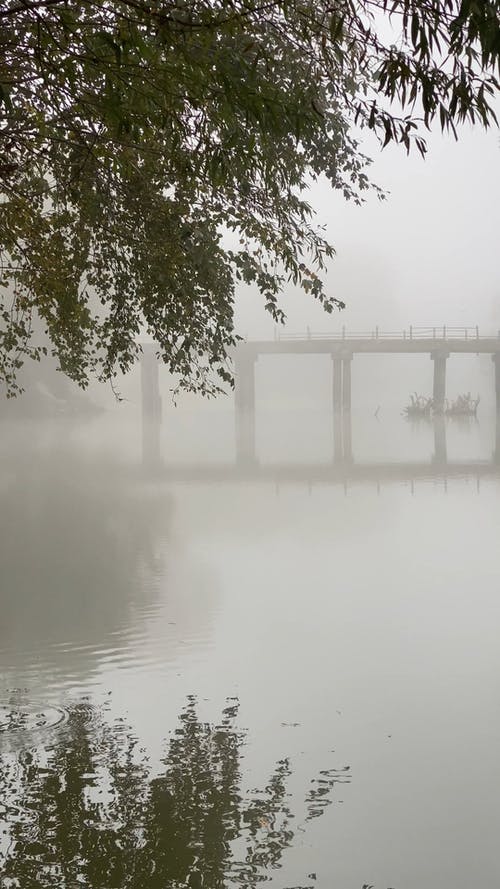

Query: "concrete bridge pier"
left=141, top=344, right=162, bottom=469
left=431, top=351, right=449, bottom=413
left=493, top=353, right=500, bottom=411
left=342, top=353, right=353, bottom=463
left=332, top=356, right=342, bottom=462
left=235, top=351, right=257, bottom=465
left=432, top=415, right=448, bottom=466
left=493, top=354, right=500, bottom=462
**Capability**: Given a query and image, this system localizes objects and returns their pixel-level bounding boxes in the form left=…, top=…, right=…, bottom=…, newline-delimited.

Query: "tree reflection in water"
left=0, top=698, right=351, bottom=888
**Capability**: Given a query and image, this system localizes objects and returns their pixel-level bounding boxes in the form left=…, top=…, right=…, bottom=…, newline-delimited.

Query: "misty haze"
left=1, top=4, right=500, bottom=889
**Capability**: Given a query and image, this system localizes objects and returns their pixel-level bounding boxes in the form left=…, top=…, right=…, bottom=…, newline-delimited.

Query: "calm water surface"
left=1, top=407, right=499, bottom=888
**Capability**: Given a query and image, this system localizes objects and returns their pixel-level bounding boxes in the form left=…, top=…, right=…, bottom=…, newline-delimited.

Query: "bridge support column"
left=235, top=350, right=257, bottom=465
left=493, top=354, right=500, bottom=462
left=431, top=351, right=449, bottom=413
left=342, top=353, right=353, bottom=463
left=332, top=356, right=342, bottom=462
left=141, top=344, right=162, bottom=469
left=432, top=415, right=447, bottom=466
left=493, top=353, right=500, bottom=411
left=342, top=353, right=352, bottom=413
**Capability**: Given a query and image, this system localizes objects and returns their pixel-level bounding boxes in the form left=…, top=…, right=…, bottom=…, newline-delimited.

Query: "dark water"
left=1, top=402, right=499, bottom=888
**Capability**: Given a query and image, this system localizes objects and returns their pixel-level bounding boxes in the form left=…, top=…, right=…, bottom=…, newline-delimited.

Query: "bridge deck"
left=240, top=337, right=500, bottom=356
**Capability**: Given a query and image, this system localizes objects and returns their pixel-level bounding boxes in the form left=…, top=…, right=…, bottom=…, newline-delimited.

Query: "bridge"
left=234, top=327, right=500, bottom=464
left=140, top=327, right=500, bottom=473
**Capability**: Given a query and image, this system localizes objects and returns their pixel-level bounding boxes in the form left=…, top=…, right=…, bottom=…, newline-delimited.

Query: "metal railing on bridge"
left=272, top=325, right=500, bottom=342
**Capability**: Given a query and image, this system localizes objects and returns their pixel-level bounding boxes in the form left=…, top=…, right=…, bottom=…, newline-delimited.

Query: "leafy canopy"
left=0, top=0, right=499, bottom=395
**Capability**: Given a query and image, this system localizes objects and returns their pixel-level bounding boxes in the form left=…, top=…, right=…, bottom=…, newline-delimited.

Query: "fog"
left=1, top=125, right=500, bottom=889
left=237, top=125, right=500, bottom=337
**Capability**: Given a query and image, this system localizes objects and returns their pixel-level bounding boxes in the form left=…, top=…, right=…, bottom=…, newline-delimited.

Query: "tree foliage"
left=0, top=0, right=499, bottom=395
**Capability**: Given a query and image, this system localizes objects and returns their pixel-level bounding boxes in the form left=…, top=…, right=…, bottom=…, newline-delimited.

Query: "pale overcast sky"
left=235, top=122, right=500, bottom=339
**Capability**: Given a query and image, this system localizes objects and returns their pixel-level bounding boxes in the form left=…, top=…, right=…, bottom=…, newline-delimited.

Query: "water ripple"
left=0, top=700, right=68, bottom=736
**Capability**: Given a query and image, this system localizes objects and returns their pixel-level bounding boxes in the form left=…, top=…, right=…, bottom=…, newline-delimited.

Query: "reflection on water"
left=0, top=446, right=164, bottom=690
left=1, top=411, right=500, bottom=888
left=0, top=697, right=350, bottom=889
left=0, top=426, right=217, bottom=694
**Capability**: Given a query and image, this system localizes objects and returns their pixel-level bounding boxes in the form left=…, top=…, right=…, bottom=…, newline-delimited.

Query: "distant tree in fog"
left=0, top=1, right=498, bottom=395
